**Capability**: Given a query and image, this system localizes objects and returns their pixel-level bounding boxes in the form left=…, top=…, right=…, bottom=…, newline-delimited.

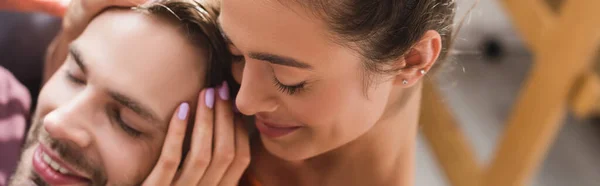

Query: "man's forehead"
left=72, top=9, right=207, bottom=125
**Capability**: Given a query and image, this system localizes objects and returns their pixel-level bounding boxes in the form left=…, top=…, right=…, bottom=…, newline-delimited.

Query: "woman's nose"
left=234, top=61, right=279, bottom=115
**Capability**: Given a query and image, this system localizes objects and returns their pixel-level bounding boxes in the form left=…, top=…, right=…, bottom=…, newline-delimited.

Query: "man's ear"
left=392, top=30, right=442, bottom=86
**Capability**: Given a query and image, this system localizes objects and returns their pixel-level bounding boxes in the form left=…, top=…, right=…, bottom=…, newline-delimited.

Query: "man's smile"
left=32, top=144, right=90, bottom=185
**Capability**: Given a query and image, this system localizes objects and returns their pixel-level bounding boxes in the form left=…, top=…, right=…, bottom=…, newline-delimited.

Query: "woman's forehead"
left=220, top=0, right=349, bottom=67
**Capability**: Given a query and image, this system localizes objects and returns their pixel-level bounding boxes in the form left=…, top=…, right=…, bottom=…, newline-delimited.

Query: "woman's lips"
left=32, top=145, right=90, bottom=185
left=255, top=118, right=301, bottom=138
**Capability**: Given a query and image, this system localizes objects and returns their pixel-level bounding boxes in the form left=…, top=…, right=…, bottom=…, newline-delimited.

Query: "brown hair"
left=135, top=0, right=232, bottom=166
left=285, top=0, right=456, bottom=76
left=137, top=0, right=231, bottom=87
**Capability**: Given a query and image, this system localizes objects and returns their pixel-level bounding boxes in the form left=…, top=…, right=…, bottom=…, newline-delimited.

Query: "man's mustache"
left=27, top=115, right=107, bottom=185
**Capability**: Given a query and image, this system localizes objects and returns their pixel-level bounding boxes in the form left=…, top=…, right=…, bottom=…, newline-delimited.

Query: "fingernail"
left=218, top=81, right=229, bottom=100
left=177, top=103, right=189, bottom=120
left=205, top=88, right=215, bottom=108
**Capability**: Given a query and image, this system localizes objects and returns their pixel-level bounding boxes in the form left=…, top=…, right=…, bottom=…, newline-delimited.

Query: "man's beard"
left=9, top=112, right=108, bottom=186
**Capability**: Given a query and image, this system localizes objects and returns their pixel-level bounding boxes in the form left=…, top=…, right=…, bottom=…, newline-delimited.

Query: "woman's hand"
left=43, top=0, right=147, bottom=82
left=0, top=0, right=70, bottom=16
left=143, top=84, right=251, bottom=186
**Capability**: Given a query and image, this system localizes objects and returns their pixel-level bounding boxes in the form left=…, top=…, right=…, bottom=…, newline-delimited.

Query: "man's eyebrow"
left=249, top=52, right=313, bottom=69
left=109, top=91, right=164, bottom=126
left=69, top=45, right=87, bottom=73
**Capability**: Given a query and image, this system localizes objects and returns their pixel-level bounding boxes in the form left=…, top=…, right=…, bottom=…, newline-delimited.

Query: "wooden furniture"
left=420, top=0, right=600, bottom=185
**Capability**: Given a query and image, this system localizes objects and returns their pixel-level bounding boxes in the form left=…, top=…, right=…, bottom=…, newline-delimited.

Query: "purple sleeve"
left=0, top=66, right=31, bottom=186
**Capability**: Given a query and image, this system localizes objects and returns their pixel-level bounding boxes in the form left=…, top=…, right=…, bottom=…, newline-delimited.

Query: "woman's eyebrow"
left=217, top=21, right=313, bottom=70
left=249, top=52, right=313, bottom=69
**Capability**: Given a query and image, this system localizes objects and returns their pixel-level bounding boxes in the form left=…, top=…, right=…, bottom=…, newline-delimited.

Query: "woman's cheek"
left=290, top=88, right=341, bottom=127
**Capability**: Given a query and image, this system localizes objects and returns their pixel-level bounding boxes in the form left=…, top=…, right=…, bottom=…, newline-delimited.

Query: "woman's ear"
left=393, top=30, right=442, bottom=86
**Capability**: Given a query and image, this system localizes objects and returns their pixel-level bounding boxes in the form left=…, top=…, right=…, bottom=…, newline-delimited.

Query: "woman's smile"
left=254, top=116, right=302, bottom=138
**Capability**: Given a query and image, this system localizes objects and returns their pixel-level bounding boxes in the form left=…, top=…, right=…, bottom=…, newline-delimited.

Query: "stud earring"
left=402, top=79, right=408, bottom=85
left=420, top=69, right=427, bottom=75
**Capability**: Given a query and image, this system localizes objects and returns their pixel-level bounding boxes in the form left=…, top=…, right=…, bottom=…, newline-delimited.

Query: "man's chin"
left=10, top=110, right=56, bottom=186
left=9, top=142, right=46, bottom=186
left=10, top=173, right=51, bottom=186
left=8, top=178, right=40, bottom=186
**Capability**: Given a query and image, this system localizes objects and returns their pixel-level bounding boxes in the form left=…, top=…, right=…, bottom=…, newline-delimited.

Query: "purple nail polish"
left=218, top=81, right=229, bottom=100
left=177, top=103, right=189, bottom=120
left=205, top=88, right=215, bottom=108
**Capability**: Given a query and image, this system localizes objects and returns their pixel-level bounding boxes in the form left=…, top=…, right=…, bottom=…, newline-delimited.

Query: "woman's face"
left=220, top=0, right=399, bottom=160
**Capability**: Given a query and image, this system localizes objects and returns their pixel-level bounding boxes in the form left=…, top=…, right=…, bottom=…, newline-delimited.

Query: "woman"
left=7, top=0, right=456, bottom=185
left=220, top=1, right=454, bottom=185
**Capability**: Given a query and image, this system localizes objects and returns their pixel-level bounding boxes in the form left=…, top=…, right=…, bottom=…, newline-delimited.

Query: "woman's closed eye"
left=269, top=65, right=310, bottom=95
left=272, top=76, right=306, bottom=95
left=228, top=44, right=309, bottom=95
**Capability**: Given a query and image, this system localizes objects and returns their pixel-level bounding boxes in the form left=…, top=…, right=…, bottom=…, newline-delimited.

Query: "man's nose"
left=43, top=95, right=93, bottom=149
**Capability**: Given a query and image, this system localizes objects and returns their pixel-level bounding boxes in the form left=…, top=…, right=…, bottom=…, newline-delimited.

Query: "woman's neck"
left=252, top=84, right=422, bottom=186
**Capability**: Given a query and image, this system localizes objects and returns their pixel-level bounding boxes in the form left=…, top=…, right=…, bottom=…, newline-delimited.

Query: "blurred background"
left=415, top=0, right=600, bottom=186
left=1, top=0, right=600, bottom=186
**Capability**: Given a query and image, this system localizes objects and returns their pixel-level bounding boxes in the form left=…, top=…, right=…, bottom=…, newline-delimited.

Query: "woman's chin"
left=259, top=136, right=322, bottom=162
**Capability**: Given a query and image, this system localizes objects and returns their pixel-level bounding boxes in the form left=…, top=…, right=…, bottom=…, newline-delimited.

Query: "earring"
left=420, top=69, right=427, bottom=75
left=402, top=79, right=408, bottom=85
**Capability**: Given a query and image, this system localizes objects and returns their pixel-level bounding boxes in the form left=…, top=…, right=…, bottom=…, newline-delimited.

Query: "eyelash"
left=273, top=77, right=306, bottom=95
left=109, top=108, right=142, bottom=137
left=65, top=71, right=142, bottom=137
left=230, top=54, right=307, bottom=95
left=66, top=72, right=86, bottom=85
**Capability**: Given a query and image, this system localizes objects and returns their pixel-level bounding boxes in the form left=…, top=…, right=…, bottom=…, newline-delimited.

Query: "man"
left=8, top=1, right=230, bottom=185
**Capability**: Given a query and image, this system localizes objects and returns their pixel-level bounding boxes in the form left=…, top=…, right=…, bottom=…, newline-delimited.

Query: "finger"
left=43, top=31, right=69, bottom=84
left=142, top=102, right=190, bottom=186
left=62, top=0, right=147, bottom=41
left=33, top=0, right=70, bottom=16
left=0, top=0, right=68, bottom=16
left=218, top=115, right=251, bottom=186
left=48, top=0, right=148, bottom=77
left=198, top=81, right=235, bottom=186
left=174, top=88, right=215, bottom=186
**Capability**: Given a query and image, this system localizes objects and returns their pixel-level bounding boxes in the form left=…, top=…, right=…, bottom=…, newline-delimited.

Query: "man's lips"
left=40, top=144, right=90, bottom=178
left=32, top=144, right=90, bottom=185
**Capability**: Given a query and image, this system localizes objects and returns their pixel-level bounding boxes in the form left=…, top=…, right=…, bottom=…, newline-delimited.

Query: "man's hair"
left=137, top=0, right=230, bottom=88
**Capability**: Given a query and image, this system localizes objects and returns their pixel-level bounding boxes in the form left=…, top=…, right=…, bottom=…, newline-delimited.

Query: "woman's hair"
left=286, top=0, right=456, bottom=76
left=136, top=0, right=231, bottom=88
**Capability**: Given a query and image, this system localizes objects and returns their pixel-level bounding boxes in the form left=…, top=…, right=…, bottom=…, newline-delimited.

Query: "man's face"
left=10, top=9, right=206, bottom=186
